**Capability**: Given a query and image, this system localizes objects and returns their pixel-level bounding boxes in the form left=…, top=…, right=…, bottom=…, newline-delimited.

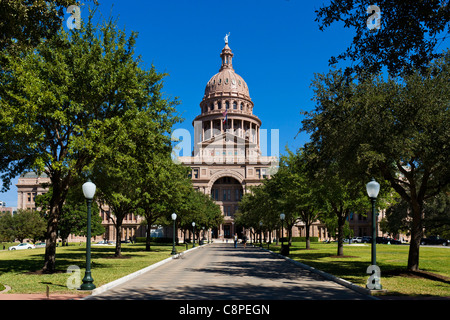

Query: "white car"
left=8, top=243, right=35, bottom=250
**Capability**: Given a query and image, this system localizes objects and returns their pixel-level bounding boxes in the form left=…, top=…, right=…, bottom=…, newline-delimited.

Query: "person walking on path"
left=233, top=233, right=238, bottom=248
left=242, top=234, right=247, bottom=248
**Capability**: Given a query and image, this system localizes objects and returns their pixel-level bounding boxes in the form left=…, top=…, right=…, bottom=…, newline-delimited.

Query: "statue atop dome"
left=224, top=32, right=230, bottom=44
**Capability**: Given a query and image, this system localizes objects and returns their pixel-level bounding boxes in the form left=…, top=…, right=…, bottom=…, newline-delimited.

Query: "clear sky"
left=2, top=0, right=447, bottom=207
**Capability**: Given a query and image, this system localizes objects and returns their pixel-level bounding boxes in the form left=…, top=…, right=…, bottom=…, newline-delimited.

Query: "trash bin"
left=281, top=244, right=290, bottom=256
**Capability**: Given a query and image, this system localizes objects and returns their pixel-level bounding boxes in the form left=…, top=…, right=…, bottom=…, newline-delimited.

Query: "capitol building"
left=176, top=35, right=277, bottom=239
left=13, top=36, right=380, bottom=243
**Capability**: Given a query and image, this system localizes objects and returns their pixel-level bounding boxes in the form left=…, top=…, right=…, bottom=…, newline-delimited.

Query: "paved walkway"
left=85, top=243, right=372, bottom=300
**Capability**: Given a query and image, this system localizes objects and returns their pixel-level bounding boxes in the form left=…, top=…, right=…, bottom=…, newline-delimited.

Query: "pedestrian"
left=242, top=234, right=247, bottom=248
left=234, top=233, right=238, bottom=248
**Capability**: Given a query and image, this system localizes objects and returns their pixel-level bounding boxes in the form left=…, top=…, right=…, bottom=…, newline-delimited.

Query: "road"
left=85, top=243, right=372, bottom=300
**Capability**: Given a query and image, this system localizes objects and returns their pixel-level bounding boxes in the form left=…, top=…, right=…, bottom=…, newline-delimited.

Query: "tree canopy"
left=315, top=0, right=450, bottom=77
left=300, top=51, right=450, bottom=270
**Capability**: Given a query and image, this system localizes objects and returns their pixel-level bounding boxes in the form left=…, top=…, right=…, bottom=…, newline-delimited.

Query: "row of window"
left=192, top=168, right=268, bottom=179
left=100, top=210, right=137, bottom=222
left=210, top=188, right=242, bottom=202
left=223, top=205, right=238, bottom=217
left=212, top=78, right=244, bottom=87
left=202, top=101, right=252, bottom=113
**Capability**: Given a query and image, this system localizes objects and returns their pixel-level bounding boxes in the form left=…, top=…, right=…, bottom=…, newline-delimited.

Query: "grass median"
left=268, top=241, right=450, bottom=298
left=0, top=242, right=191, bottom=295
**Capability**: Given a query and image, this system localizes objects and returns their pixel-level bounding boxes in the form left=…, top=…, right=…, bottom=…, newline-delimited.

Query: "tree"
left=311, top=161, right=369, bottom=256
left=273, top=148, right=324, bottom=248
left=300, top=52, right=450, bottom=270
left=0, top=11, right=179, bottom=272
left=91, top=106, right=179, bottom=256
left=315, top=0, right=450, bottom=77
left=137, top=155, right=191, bottom=251
left=0, top=209, right=46, bottom=243
left=35, top=185, right=104, bottom=245
left=176, top=187, right=222, bottom=243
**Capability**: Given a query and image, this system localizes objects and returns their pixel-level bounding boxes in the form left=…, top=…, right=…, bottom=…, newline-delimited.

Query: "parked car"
left=94, top=240, right=115, bottom=245
left=420, top=236, right=449, bottom=246
left=35, top=242, right=46, bottom=248
left=361, top=236, right=372, bottom=243
left=385, top=238, right=402, bottom=244
left=351, top=237, right=363, bottom=243
left=8, top=243, right=35, bottom=250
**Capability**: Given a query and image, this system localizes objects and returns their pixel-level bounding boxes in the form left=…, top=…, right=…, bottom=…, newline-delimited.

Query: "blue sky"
left=2, top=0, right=447, bottom=207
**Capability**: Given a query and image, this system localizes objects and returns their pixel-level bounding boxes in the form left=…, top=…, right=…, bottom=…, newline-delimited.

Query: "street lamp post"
left=366, top=178, right=380, bottom=266
left=366, top=177, right=382, bottom=290
left=192, top=222, right=196, bottom=248
left=202, top=226, right=205, bottom=245
left=171, top=213, right=177, bottom=255
left=80, top=179, right=96, bottom=291
left=280, top=213, right=285, bottom=246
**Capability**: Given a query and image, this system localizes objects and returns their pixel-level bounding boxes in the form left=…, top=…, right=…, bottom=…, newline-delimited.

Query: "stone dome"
left=203, top=43, right=251, bottom=101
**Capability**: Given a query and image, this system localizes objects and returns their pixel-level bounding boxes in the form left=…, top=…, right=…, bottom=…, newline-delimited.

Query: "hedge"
left=135, top=237, right=172, bottom=243
left=290, top=237, right=319, bottom=242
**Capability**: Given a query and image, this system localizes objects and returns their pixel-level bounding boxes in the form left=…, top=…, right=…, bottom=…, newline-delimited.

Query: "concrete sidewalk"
left=85, top=243, right=374, bottom=300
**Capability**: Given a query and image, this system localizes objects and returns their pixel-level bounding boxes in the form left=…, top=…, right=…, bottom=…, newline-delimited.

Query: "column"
left=210, top=120, right=213, bottom=138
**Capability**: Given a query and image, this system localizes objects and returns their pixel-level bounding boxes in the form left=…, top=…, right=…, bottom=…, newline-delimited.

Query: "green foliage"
left=300, top=51, right=450, bottom=270
left=35, top=186, right=104, bottom=241
left=0, top=209, right=46, bottom=243
left=315, top=0, right=450, bottom=77
left=0, top=8, right=180, bottom=271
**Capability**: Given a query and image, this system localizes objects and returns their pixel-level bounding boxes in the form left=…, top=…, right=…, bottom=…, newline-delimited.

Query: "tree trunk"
left=115, top=222, right=123, bottom=257
left=337, top=214, right=345, bottom=256
left=43, top=213, right=58, bottom=273
left=408, top=199, right=423, bottom=271
left=145, top=223, right=151, bottom=251
left=305, top=222, right=311, bottom=249
left=42, top=186, right=63, bottom=273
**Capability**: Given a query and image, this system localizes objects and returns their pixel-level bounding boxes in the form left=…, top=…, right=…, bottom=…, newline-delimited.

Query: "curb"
left=83, top=244, right=205, bottom=299
left=260, top=247, right=379, bottom=300
left=0, top=285, right=11, bottom=294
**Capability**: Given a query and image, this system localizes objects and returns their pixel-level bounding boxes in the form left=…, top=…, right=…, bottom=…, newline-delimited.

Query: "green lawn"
left=2, top=241, right=449, bottom=297
left=0, top=242, right=190, bottom=295
left=270, top=242, right=450, bottom=297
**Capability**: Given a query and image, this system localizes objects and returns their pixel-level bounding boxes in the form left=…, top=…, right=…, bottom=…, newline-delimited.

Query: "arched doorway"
left=210, top=176, right=243, bottom=239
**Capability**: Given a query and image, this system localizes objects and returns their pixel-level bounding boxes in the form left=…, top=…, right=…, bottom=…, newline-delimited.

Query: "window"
left=233, top=101, right=237, bottom=109
left=211, top=189, right=219, bottom=200
left=235, top=189, right=242, bottom=201
left=240, top=103, right=243, bottom=110
left=193, top=169, right=199, bottom=179
left=226, top=101, right=230, bottom=109
left=261, top=168, right=267, bottom=178
left=218, top=101, right=222, bottom=109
